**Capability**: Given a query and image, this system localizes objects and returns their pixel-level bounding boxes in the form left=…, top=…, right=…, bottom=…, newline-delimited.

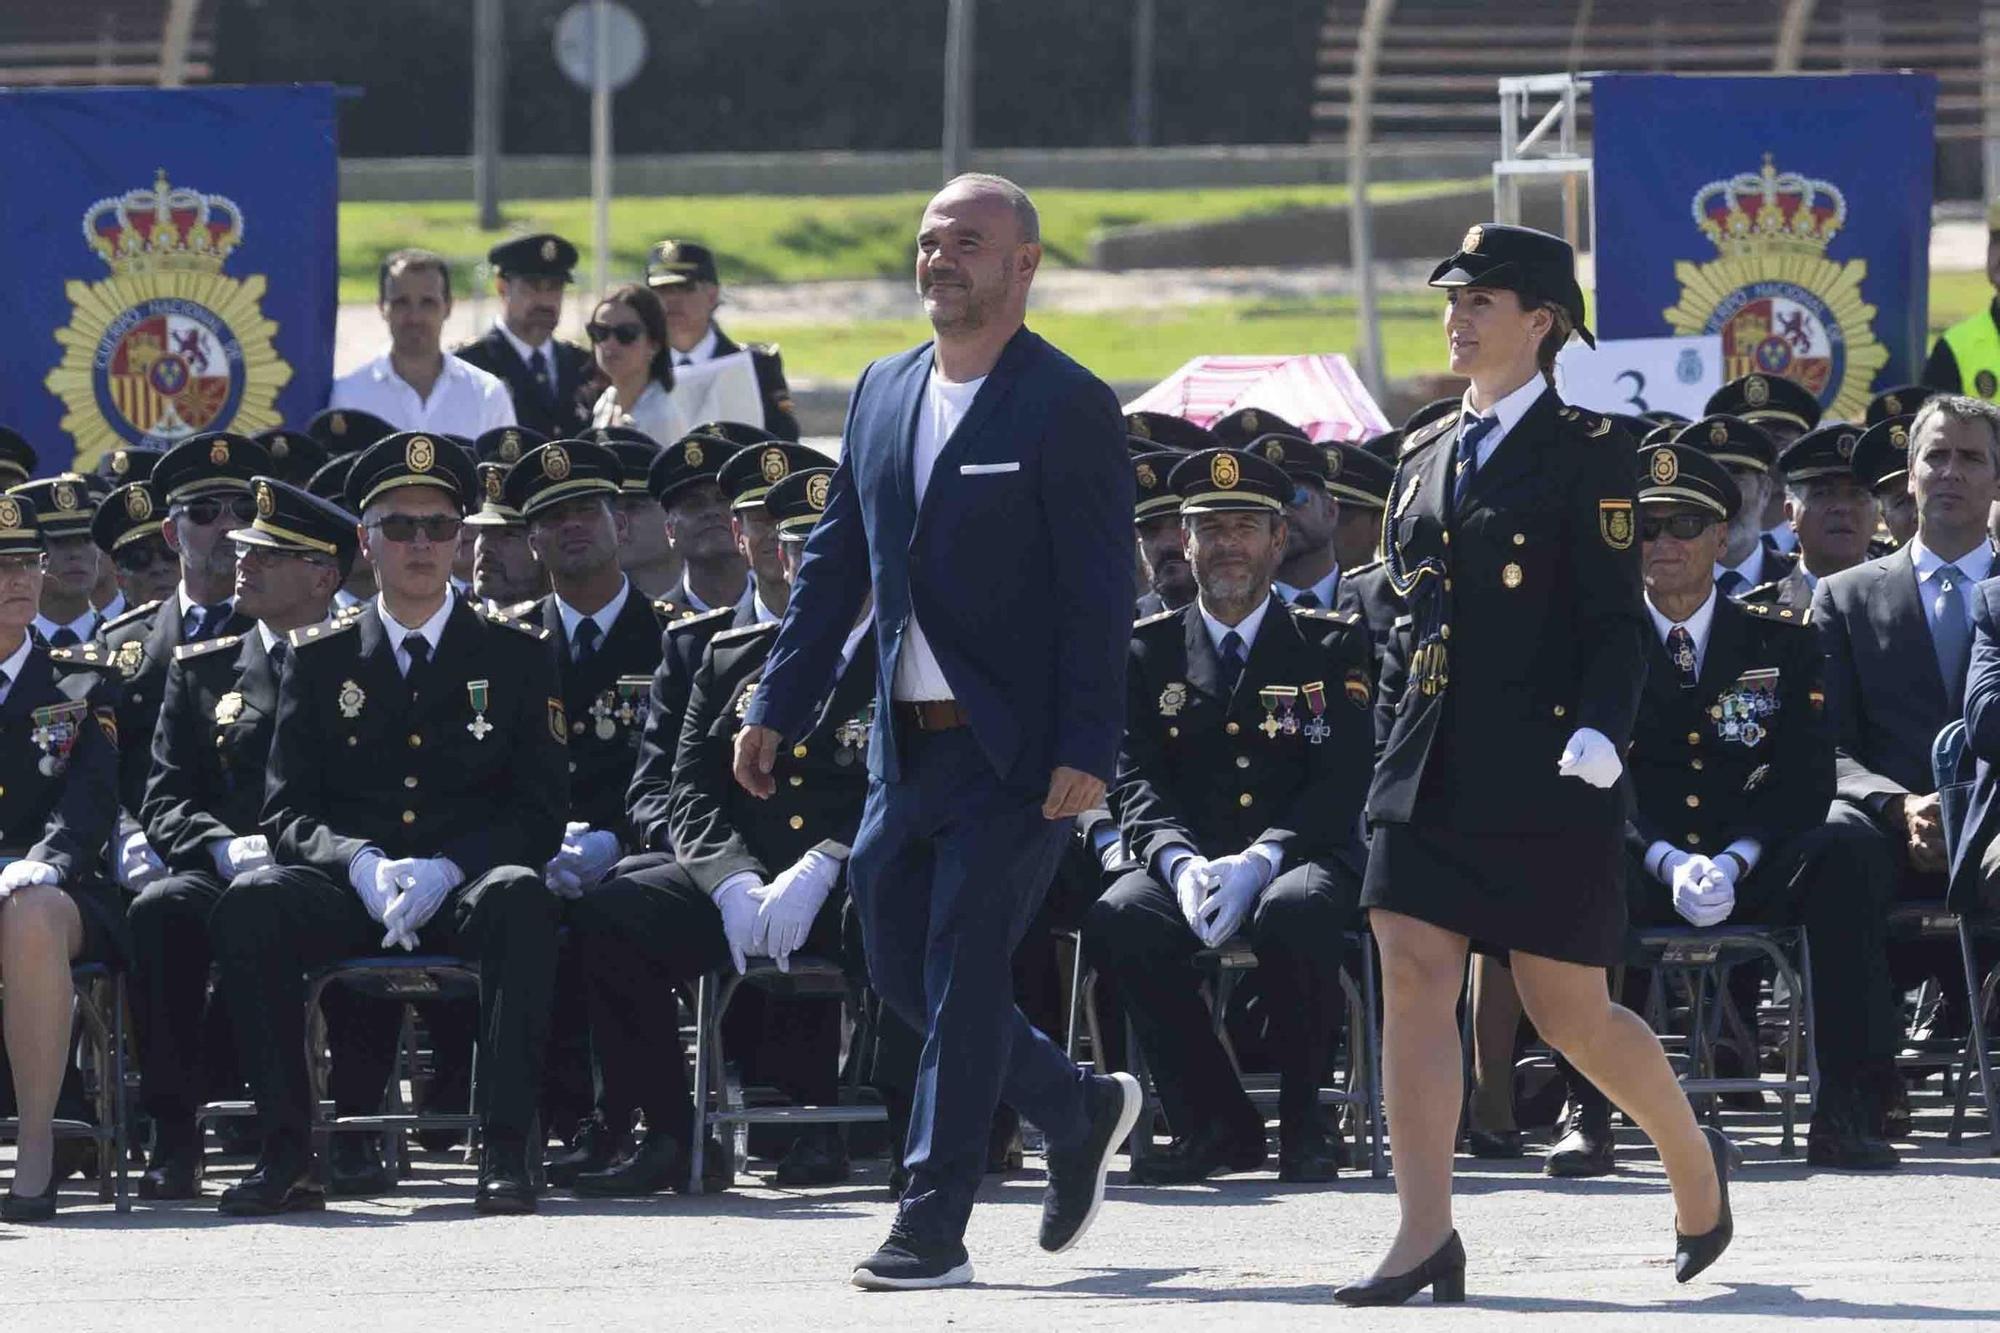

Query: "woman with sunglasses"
left=587, top=284, right=689, bottom=448
left=1340, top=223, right=1735, bottom=1306
left=0, top=495, right=126, bottom=1221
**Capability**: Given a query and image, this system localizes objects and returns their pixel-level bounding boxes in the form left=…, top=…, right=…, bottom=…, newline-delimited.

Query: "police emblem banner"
left=1591, top=73, right=1936, bottom=423
left=0, top=86, right=338, bottom=475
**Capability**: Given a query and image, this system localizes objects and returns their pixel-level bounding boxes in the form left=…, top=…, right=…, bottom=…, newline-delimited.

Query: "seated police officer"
left=1676, top=415, right=1795, bottom=598
left=567, top=466, right=873, bottom=1195
left=207, top=431, right=567, bottom=1216
left=0, top=494, right=124, bottom=1222
left=91, top=480, right=179, bottom=624
left=1086, top=447, right=1374, bottom=1184
left=466, top=426, right=552, bottom=614
left=1548, top=442, right=1898, bottom=1175
left=131, top=478, right=360, bottom=1200
left=8, top=473, right=105, bottom=648
left=1744, top=423, right=1875, bottom=616
left=1851, top=413, right=1919, bottom=552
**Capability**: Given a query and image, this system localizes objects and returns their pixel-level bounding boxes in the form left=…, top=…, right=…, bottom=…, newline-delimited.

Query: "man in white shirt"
left=331, top=249, right=515, bottom=438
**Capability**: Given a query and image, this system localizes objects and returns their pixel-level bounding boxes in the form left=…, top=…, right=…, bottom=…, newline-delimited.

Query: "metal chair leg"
left=1958, top=920, right=1999, bottom=1155
left=1064, top=930, right=1087, bottom=1064
left=689, top=971, right=714, bottom=1195
left=1362, top=938, right=1385, bottom=1179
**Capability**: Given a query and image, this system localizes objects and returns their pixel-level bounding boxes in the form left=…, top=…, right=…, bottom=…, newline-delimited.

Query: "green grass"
left=339, top=181, right=1477, bottom=304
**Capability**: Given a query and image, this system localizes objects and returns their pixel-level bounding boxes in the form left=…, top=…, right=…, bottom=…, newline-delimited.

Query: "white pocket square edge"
left=959, top=461, right=1021, bottom=475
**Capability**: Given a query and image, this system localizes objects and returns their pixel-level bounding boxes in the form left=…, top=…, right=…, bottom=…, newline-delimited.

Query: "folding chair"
left=688, top=956, right=888, bottom=1194
left=0, top=962, right=131, bottom=1211
left=1922, top=719, right=1999, bottom=1152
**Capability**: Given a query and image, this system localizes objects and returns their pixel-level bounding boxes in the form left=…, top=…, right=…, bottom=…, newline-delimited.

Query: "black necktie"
left=572, top=618, right=600, bottom=665
left=1291, top=590, right=1320, bottom=610
left=677, top=354, right=694, bottom=367
left=1667, top=626, right=1699, bottom=690
left=48, top=626, right=80, bottom=648
left=184, top=603, right=227, bottom=643
left=1717, top=570, right=1748, bottom=598
left=403, top=634, right=431, bottom=693
left=1453, top=414, right=1499, bottom=509
left=531, top=347, right=555, bottom=409
left=268, top=638, right=288, bottom=672
left=1219, top=629, right=1247, bottom=693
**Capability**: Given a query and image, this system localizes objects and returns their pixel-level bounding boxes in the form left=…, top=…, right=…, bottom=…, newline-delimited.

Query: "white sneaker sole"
left=851, top=1260, right=975, bottom=1291
left=1046, top=1071, right=1142, bottom=1255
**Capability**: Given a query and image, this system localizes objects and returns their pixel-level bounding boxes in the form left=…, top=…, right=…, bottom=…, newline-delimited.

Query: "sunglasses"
left=0, top=553, right=47, bottom=577
left=367, top=514, right=463, bottom=544
left=586, top=321, right=646, bottom=346
left=177, top=495, right=259, bottom=526
left=113, top=543, right=174, bottom=574
left=1639, top=513, right=1718, bottom=542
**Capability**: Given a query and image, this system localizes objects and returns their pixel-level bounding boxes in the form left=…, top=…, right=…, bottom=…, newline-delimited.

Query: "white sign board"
left=1554, top=335, right=1723, bottom=420
left=554, top=0, right=647, bottom=91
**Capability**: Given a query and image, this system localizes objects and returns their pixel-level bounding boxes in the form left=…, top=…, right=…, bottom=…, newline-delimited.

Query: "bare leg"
left=1368, top=908, right=1472, bottom=1276
left=1467, top=954, right=1522, bottom=1133
left=1, top=885, right=84, bottom=1197
left=1513, top=952, right=1720, bottom=1234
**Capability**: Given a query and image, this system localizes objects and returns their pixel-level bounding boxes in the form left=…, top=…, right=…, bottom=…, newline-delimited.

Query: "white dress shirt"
left=555, top=577, right=631, bottom=657
left=1641, top=585, right=1762, bottom=882
left=1909, top=537, right=1995, bottom=640
left=0, top=633, right=33, bottom=705
left=1764, top=524, right=1799, bottom=555
left=1456, top=374, right=1548, bottom=472
left=378, top=594, right=455, bottom=677
left=97, top=592, right=127, bottom=622
left=177, top=583, right=234, bottom=635
left=591, top=380, right=691, bottom=448
left=893, top=369, right=986, bottom=701
left=673, top=325, right=721, bottom=366
left=33, top=607, right=99, bottom=645
left=1713, top=545, right=1773, bottom=592
left=678, top=572, right=752, bottom=616
left=331, top=350, right=515, bottom=437
left=1274, top=569, right=1339, bottom=609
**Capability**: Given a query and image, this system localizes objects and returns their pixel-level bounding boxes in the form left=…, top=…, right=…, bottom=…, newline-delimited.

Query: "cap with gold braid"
left=1852, top=414, right=1916, bottom=492
left=503, top=438, right=623, bottom=520
left=766, top=467, right=836, bottom=540
left=229, top=476, right=361, bottom=572
left=306, top=406, right=394, bottom=456
left=717, top=441, right=829, bottom=512
left=463, top=463, right=525, bottom=530
left=152, top=432, right=270, bottom=504
left=1131, top=451, right=1181, bottom=521
left=0, top=492, right=41, bottom=556
left=252, top=427, right=326, bottom=486
left=0, top=428, right=39, bottom=488
left=648, top=430, right=745, bottom=507
left=576, top=425, right=661, bottom=494
left=1211, top=408, right=1306, bottom=450
left=6, top=474, right=96, bottom=536
left=1124, top=411, right=1217, bottom=457
left=91, top=481, right=162, bottom=554
left=343, top=431, right=476, bottom=513
left=1778, top=422, right=1865, bottom=484
left=1636, top=442, right=1740, bottom=520
left=475, top=425, right=550, bottom=468
left=1674, top=414, right=1776, bottom=474
left=1169, top=447, right=1290, bottom=515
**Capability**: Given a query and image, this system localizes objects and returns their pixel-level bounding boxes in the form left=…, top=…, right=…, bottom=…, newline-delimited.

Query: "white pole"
left=1349, top=0, right=1397, bottom=405
left=591, top=0, right=612, bottom=297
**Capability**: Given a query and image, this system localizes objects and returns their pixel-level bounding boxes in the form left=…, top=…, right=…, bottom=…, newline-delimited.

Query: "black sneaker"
left=1038, top=1071, right=1141, bottom=1254
left=851, top=1223, right=974, bottom=1291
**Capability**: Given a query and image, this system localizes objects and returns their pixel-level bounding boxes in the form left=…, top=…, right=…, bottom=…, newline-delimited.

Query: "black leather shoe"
left=1277, top=1112, right=1348, bottom=1183
left=543, top=1118, right=627, bottom=1188
left=1545, top=1102, right=1615, bottom=1178
left=1039, top=1072, right=1141, bottom=1253
left=1, top=1176, right=59, bottom=1223
left=1129, top=1117, right=1267, bottom=1185
left=1807, top=1087, right=1901, bottom=1171
left=851, top=1221, right=974, bottom=1291
left=327, top=1134, right=396, bottom=1196
left=139, top=1126, right=205, bottom=1201
left=474, top=1139, right=536, bottom=1215
left=1463, top=1126, right=1524, bottom=1159
left=218, top=1150, right=325, bottom=1217
left=1334, top=1230, right=1466, bottom=1306
left=572, top=1129, right=684, bottom=1197
left=774, top=1129, right=851, bottom=1187
left=1674, top=1125, right=1737, bottom=1284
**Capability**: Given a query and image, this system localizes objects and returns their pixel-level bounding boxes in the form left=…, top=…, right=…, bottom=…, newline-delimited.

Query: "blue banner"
left=1592, top=73, right=1935, bottom=423
left=0, top=86, right=338, bottom=477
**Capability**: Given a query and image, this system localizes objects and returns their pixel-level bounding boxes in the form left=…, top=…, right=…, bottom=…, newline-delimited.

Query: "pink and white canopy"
left=1121, top=354, right=1390, bottom=442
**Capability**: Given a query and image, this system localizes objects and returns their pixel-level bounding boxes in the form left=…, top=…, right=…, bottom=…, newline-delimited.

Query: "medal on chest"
left=834, top=700, right=876, bottom=767
left=337, top=679, right=365, bottom=720
left=214, top=691, right=245, bottom=727
left=589, top=689, right=619, bottom=740
left=615, top=676, right=649, bottom=731
left=1301, top=681, right=1330, bottom=743
left=1711, top=668, right=1780, bottom=747
left=29, top=701, right=86, bottom=777
left=734, top=677, right=759, bottom=721
left=466, top=679, right=493, bottom=740
left=1158, top=681, right=1187, bottom=718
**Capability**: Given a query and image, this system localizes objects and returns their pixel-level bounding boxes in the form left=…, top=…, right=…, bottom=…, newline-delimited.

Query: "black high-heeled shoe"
left=2, top=1174, right=60, bottom=1223
left=1674, top=1125, right=1738, bottom=1284
left=1333, top=1231, right=1466, bottom=1306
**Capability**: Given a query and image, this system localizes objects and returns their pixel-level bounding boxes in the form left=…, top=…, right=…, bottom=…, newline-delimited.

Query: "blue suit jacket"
left=746, top=326, right=1133, bottom=788
left=1949, top=576, right=2000, bottom=913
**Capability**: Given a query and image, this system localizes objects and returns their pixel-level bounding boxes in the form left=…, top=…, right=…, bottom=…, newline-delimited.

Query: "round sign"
left=554, top=1, right=648, bottom=92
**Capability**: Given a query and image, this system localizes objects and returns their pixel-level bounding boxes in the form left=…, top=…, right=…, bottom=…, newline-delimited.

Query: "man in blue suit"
left=734, top=174, right=1141, bottom=1290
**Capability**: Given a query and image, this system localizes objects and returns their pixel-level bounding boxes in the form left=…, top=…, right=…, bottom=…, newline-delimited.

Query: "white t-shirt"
left=330, top=350, right=515, bottom=437
left=893, top=369, right=987, bottom=701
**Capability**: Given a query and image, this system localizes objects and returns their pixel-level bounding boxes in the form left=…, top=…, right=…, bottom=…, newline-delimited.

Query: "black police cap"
left=1169, top=448, right=1289, bottom=515
left=1326, top=442, right=1393, bottom=510
left=1124, top=412, right=1216, bottom=456
left=503, top=439, right=623, bottom=520
left=0, top=492, right=42, bottom=555
left=1779, top=422, right=1865, bottom=485
left=253, top=428, right=326, bottom=487
left=1674, top=414, right=1776, bottom=474
left=1640, top=409, right=1689, bottom=428
left=1866, top=384, right=1937, bottom=428
left=91, top=482, right=162, bottom=554
left=645, top=239, right=720, bottom=288
left=153, top=433, right=271, bottom=504
left=95, top=446, right=162, bottom=485
left=718, top=442, right=831, bottom=511
left=1245, top=432, right=1327, bottom=484
left=306, top=407, right=395, bottom=455
left=344, top=432, right=476, bottom=514
left=1428, top=222, right=1595, bottom=348
left=1852, top=415, right=1915, bottom=492
left=1210, top=408, right=1305, bottom=451
left=686, top=420, right=775, bottom=451
left=6, top=474, right=94, bottom=535
left=648, top=432, right=743, bottom=508
left=1637, top=443, right=1741, bottom=521
left=1641, top=422, right=1681, bottom=448
left=463, top=462, right=525, bottom=530
left=475, top=425, right=551, bottom=468
left=767, top=467, right=837, bottom=539
left=0, top=428, right=35, bottom=488
left=1132, top=451, right=1181, bottom=521
left=488, top=233, right=578, bottom=281
left=574, top=426, right=662, bottom=494
left=1358, top=430, right=1403, bottom=462
left=1704, top=374, right=1821, bottom=433
left=230, top=476, right=362, bottom=570
left=306, top=453, right=358, bottom=506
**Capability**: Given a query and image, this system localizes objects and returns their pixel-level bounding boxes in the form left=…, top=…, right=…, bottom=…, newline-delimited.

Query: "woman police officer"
left=1335, top=224, right=1734, bottom=1305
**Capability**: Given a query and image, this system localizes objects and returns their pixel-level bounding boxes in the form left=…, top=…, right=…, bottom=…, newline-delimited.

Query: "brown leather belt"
left=896, top=700, right=972, bottom=732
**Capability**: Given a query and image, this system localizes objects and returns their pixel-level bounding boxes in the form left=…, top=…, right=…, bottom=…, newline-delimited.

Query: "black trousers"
left=570, top=855, right=844, bottom=1145
left=1083, top=858, right=1360, bottom=1138
left=1566, top=820, right=1897, bottom=1108
left=209, top=863, right=559, bottom=1146
left=128, top=870, right=240, bottom=1128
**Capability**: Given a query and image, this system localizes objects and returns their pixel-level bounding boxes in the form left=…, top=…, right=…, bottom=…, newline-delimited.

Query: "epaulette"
left=1134, top=608, right=1180, bottom=629
left=99, top=599, right=162, bottom=635
left=1556, top=404, right=1617, bottom=440
left=501, top=599, right=541, bottom=619
left=1291, top=606, right=1359, bottom=626
left=172, top=634, right=244, bottom=662
left=484, top=606, right=552, bottom=640
left=667, top=604, right=734, bottom=635
left=289, top=618, right=358, bottom=649
left=1345, top=557, right=1384, bottom=577
left=48, top=645, right=115, bottom=670
left=1401, top=413, right=1457, bottom=456
left=1737, top=599, right=1810, bottom=626
left=712, top=621, right=778, bottom=646
left=747, top=341, right=781, bottom=357
left=333, top=601, right=367, bottom=622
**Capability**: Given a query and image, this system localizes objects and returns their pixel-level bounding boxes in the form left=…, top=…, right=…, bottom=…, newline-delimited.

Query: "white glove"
left=115, top=830, right=166, bottom=891
left=1171, top=854, right=1216, bottom=931
left=380, top=857, right=462, bottom=950
left=0, top=860, right=59, bottom=897
left=1194, top=851, right=1271, bottom=948
left=1670, top=854, right=1735, bottom=928
left=1557, top=727, right=1623, bottom=789
left=209, top=834, right=273, bottom=880
left=546, top=821, right=622, bottom=899
left=754, top=849, right=839, bottom=972
left=714, top=877, right=764, bottom=974
left=350, top=849, right=396, bottom=924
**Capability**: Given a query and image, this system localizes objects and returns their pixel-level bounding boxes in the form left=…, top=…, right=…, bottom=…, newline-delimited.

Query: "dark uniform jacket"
left=262, top=598, right=567, bottom=885
left=1110, top=595, right=1375, bottom=876
left=627, top=598, right=758, bottom=851
left=1727, top=544, right=1798, bottom=599
left=1370, top=392, right=1646, bottom=834
left=1332, top=557, right=1401, bottom=676
left=97, top=597, right=253, bottom=815
left=139, top=629, right=282, bottom=874
left=668, top=621, right=876, bottom=895
left=0, top=643, right=121, bottom=882
left=1624, top=597, right=1831, bottom=865
left=712, top=325, right=801, bottom=442
left=1741, top=566, right=1817, bottom=619
left=529, top=586, right=669, bottom=843
left=454, top=328, right=594, bottom=439
left=1811, top=544, right=1972, bottom=813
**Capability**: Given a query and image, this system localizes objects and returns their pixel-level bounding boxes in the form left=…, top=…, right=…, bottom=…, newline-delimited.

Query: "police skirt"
left=1361, top=819, right=1627, bottom=968
left=65, top=877, right=130, bottom=968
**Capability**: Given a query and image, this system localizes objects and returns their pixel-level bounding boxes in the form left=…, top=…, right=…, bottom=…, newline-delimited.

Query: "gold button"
left=408, top=734, right=422, bottom=748
left=1552, top=705, right=1566, bottom=718
left=789, top=815, right=804, bottom=830
left=793, top=744, right=808, bottom=759
left=1691, top=759, right=1704, bottom=771
left=571, top=721, right=585, bottom=736
left=789, top=775, right=804, bottom=787
left=401, top=810, right=416, bottom=824
left=1686, top=794, right=1700, bottom=808
left=1238, top=793, right=1253, bottom=808
left=1235, top=755, right=1250, bottom=769
left=1686, top=832, right=1702, bottom=846
left=1709, top=706, right=1723, bottom=721
left=404, top=776, right=418, bottom=789
left=1441, top=531, right=1450, bottom=545
left=1444, top=579, right=1453, bottom=591
left=1440, top=624, right=1451, bottom=639
left=0, top=785, right=7, bottom=797
left=1226, top=722, right=1240, bottom=736
left=569, top=762, right=577, bottom=773
left=1687, top=732, right=1700, bottom=745
left=347, top=737, right=357, bottom=747
left=1513, top=533, right=1526, bottom=546
left=1167, top=726, right=1179, bottom=738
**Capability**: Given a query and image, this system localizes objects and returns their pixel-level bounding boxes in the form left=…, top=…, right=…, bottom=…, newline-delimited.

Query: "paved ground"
left=9, top=1101, right=1998, bottom=1333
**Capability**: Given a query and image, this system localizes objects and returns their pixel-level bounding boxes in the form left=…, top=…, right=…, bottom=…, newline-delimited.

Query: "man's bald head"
left=932, top=173, right=1041, bottom=245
